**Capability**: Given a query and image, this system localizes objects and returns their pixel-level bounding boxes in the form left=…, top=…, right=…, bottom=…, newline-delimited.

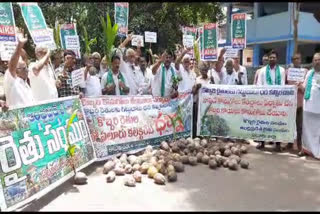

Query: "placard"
left=144, top=31, right=157, bottom=43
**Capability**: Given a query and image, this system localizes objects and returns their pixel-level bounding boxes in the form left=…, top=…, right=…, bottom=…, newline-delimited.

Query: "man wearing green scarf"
left=101, top=55, right=130, bottom=95
left=256, top=50, right=286, bottom=152
left=151, top=50, right=178, bottom=98
left=301, top=53, right=320, bottom=159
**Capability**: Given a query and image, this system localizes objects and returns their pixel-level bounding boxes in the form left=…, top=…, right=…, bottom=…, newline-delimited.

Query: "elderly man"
left=233, top=54, right=248, bottom=85
left=4, top=34, right=34, bottom=108
left=285, top=53, right=308, bottom=154
left=221, top=59, right=241, bottom=85
left=101, top=55, right=130, bottom=95
left=302, top=53, right=320, bottom=158
left=256, top=50, right=286, bottom=152
left=56, top=50, right=83, bottom=98
left=175, top=47, right=196, bottom=93
left=152, top=50, right=178, bottom=98
left=29, top=45, right=58, bottom=102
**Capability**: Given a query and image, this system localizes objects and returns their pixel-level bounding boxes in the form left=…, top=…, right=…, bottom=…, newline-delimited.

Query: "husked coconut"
left=167, top=165, right=175, bottom=173
left=186, top=137, right=194, bottom=145
left=133, top=171, right=142, bottom=182
left=124, top=175, right=136, bottom=187
left=172, top=162, right=185, bottom=172
left=228, top=159, right=238, bottom=170
left=196, top=152, right=204, bottom=162
left=132, top=164, right=141, bottom=172
left=154, top=173, right=166, bottom=185
left=167, top=171, right=177, bottom=182
left=171, top=144, right=180, bottom=153
left=74, top=172, right=87, bottom=185
left=201, top=155, right=210, bottom=164
left=181, top=155, right=189, bottom=164
left=128, top=155, right=138, bottom=165
left=230, top=155, right=241, bottom=164
left=160, top=141, right=170, bottom=151
left=114, top=166, right=125, bottom=176
left=215, top=151, right=221, bottom=156
left=140, top=162, right=150, bottom=174
left=223, top=160, right=229, bottom=168
left=208, top=160, right=217, bottom=169
left=240, top=145, right=248, bottom=154
left=120, top=154, right=128, bottom=164
left=124, top=164, right=133, bottom=174
left=106, top=171, right=116, bottom=183
left=103, top=160, right=115, bottom=174
left=172, top=153, right=181, bottom=162
left=188, top=156, right=197, bottom=166
left=223, top=149, right=232, bottom=157
left=148, top=166, right=158, bottom=178
left=240, top=159, right=249, bottom=169
left=200, top=139, right=208, bottom=147
left=145, top=145, right=153, bottom=153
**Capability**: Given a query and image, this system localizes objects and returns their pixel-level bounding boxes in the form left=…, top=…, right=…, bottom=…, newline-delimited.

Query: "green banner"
left=0, top=97, right=95, bottom=211
left=197, top=85, right=297, bottom=142
left=231, top=13, right=246, bottom=49
left=203, top=23, right=218, bottom=61
left=114, top=2, right=129, bottom=37
left=81, top=93, right=193, bottom=160
left=198, top=27, right=204, bottom=60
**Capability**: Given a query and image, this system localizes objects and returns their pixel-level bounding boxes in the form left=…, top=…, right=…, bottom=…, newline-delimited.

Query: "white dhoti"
left=302, top=111, right=320, bottom=159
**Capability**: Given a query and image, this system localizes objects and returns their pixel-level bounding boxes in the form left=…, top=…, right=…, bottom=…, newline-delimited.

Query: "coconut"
left=215, top=151, right=221, bottom=156
left=128, top=155, right=138, bottom=165
left=172, top=162, right=185, bottom=172
left=188, top=142, right=196, bottom=151
left=133, top=171, right=142, bottom=182
left=223, top=160, right=229, bottom=168
left=196, top=152, right=204, bottom=162
left=172, top=153, right=181, bottom=162
left=201, top=155, right=210, bottom=164
left=167, top=165, right=175, bottom=173
left=103, top=160, right=115, bottom=174
left=106, top=171, right=116, bottom=183
left=227, top=142, right=234, bottom=148
left=145, top=145, right=153, bottom=153
left=112, top=157, right=121, bottom=165
left=186, top=137, right=194, bottom=145
left=154, top=173, right=166, bottom=185
left=230, top=155, right=241, bottom=164
left=167, top=171, right=177, bottom=182
left=194, top=141, right=201, bottom=151
left=156, top=163, right=167, bottom=175
left=200, top=139, right=208, bottom=147
left=228, top=159, right=238, bottom=170
left=74, top=172, right=87, bottom=185
left=125, top=164, right=133, bottom=174
left=114, top=166, right=125, bottom=176
left=208, top=160, right=217, bottom=169
left=223, top=149, right=232, bottom=157
left=132, top=164, right=141, bottom=172
left=160, top=141, right=170, bottom=151
left=240, top=145, right=248, bottom=154
left=188, top=156, right=198, bottom=166
left=120, top=154, right=128, bottom=164
left=124, top=175, right=136, bottom=187
left=150, top=157, right=158, bottom=167
left=181, top=155, right=189, bottom=164
left=148, top=166, right=158, bottom=178
left=240, top=159, right=249, bottom=169
left=140, top=162, right=150, bottom=174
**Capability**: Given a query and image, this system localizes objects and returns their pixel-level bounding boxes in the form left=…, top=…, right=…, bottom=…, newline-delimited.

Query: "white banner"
left=144, top=31, right=157, bottom=43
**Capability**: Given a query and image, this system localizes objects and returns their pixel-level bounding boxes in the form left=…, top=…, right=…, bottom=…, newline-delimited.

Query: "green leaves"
left=100, top=13, right=118, bottom=66
left=83, top=26, right=97, bottom=55
left=53, top=22, right=61, bottom=50
left=66, top=109, right=79, bottom=157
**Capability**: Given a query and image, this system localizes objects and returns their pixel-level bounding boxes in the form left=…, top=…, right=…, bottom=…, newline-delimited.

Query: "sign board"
left=287, top=68, right=306, bottom=82
left=71, top=68, right=85, bottom=87
left=144, top=31, right=157, bottom=43
left=231, top=13, right=246, bottom=49
left=131, top=35, right=144, bottom=47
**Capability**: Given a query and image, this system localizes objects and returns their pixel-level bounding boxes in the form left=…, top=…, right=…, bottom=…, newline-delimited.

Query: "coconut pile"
left=103, top=137, right=250, bottom=187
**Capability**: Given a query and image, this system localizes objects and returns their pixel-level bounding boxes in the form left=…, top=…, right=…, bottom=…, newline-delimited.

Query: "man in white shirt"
left=4, top=34, right=34, bottom=108
left=101, top=55, right=130, bottom=95
left=99, top=56, right=108, bottom=79
left=233, top=55, right=248, bottom=85
left=175, top=48, right=196, bottom=93
left=139, top=56, right=153, bottom=95
left=83, top=65, right=102, bottom=97
left=221, top=59, right=241, bottom=85
left=256, top=50, right=286, bottom=152
left=29, top=45, right=58, bottom=102
left=152, top=51, right=178, bottom=98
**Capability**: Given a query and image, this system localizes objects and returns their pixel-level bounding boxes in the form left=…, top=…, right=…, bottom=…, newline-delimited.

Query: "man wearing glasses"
left=4, top=34, right=34, bottom=108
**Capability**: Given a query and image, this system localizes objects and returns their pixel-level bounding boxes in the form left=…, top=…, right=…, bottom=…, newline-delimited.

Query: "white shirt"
left=84, top=74, right=102, bottom=97
left=101, top=71, right=129, bottom=96
left=99, top=65, right=108, bottom=79
left=304, top=70, right=320, bottom=114
left=140, top=67, right=153, bottom=95
left=234, top=65, right=248, bottom=85
left=257, top=65, right=286, bottom=86
left=208, top=69, right=221, bottom=84
left=221, top=67, right=239, bottom=85
left=4, top=70, right=34, bottom=108
left=176, top=64, right=196, bottom=93
left=153, top=64, right=176, bottom=97
left=28, top=62, right=58, bottom=102
left=194, top=76, right=212, bottom=103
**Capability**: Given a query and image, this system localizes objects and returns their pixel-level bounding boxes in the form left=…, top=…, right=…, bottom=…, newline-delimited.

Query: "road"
left=21, top=142, right=320, bottom=211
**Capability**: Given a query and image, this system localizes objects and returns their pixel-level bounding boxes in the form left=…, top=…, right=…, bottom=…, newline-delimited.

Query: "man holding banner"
left=256, top=50, right=286, bottom=152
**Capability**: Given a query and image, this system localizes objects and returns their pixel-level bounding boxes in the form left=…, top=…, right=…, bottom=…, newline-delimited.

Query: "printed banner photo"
left=231, top=13, right=246, bottom=49
left=114, top=2, right=129, bottom=37
left=18, top=3, right=56, bottom=50
left=82, top=94, right=193, bottom=161
left=0, top=97, right=95, bottom=211
left=182, top=26, right=197, bottom=58
left=197, top=85, right=297, bottom=142
left=0, top=3, right=16, bottom=61
left=203, top=23, right=218, bottom=61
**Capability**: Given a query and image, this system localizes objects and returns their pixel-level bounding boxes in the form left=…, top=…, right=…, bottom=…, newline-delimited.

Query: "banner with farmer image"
left=197, top=85, right=297, bottom=142
left=0, top=97, right=95, bottom=211
left=81, top=93, right=193, bottom=161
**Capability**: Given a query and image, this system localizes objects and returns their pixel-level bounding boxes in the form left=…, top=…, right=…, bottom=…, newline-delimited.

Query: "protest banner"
left=131, top=35, right=144, bottom=47
left=60, top=23, right=80, bottom=59
left=182, top=34, right=194, bottom=48
left=0, top=97, right=95, bottom=211
left=223, top=46, right=239, bottom=59
left=197, top=85, right=297, bottom=142
left=71, top=68, right=85, bottom=87
left=231, top=13, right=246, bottom=49
left=18, top=3, right=56, bottom=50
left=144, top=31, right=157, bottom=43
left=81, top=93, right=193, bottom=160
left=287, top=68, right=306, bottom=82
left=65, top=35, right=81, bottom=58
left=0, top=3, right=16, bottom=61
left=203, top=23, right=218, bottom=61
left=114, top=2, right=129, bottom=37
left=182, top=26, right=197, bottom=57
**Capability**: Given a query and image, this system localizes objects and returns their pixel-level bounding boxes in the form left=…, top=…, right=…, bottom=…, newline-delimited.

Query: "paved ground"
left=21, top=142, right=320, bottom=211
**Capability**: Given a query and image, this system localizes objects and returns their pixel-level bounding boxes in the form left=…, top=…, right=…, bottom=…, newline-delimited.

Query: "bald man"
left=4, top=34, right=34, bottom=108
